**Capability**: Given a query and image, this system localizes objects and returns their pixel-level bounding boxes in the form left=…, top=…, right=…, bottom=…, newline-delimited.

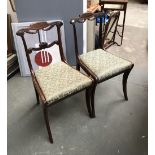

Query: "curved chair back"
left=70, top=11, right=120, bottom=54
left=16, top=21, right=66, bottom=75
left=70, top=12, right=104, bottom=59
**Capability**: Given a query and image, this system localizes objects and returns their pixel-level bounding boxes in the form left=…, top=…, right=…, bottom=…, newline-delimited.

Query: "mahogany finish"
left=16, top=21, right=94, bottom=143
left=70, top=12, right=134, bottom=117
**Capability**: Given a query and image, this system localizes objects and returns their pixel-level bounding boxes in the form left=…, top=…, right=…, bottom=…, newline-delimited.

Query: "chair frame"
left=100, top=11, right=120, bottom=49
left=99, top=0, right=128, bottom=45
left=70, top=12, right=134, bottom=117
left=16, top=21, right=94, bottom=143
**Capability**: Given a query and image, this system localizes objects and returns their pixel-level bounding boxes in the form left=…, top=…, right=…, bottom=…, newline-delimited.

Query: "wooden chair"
left=99, top=0, right=128, bottom=45
left=70, top=12, right=134, bottom=118
left=16, top=21, right=94, bottom=143
left=97, top=10, right=120, bottom=49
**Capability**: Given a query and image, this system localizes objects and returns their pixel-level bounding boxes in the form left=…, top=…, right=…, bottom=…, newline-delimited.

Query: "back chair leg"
left=42, top=105, right=53, bottom=143
left=122, top=67, right=133, bottom=100
left=76, top=63, right=80, bottom=71
left=85, top=88, right=92, bottom=117
left=121, top=8, right=127, bottom=45
left=91, top=84, right=97, bottom=118
left=34, top=87, right=40, bottom=104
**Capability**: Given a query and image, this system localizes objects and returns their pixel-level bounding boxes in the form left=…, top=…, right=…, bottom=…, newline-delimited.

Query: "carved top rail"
left=99, top=0, right=128, bottom=5
left=70, top=12, right=105, bottom=25
left=16, top=21, right=63, bottom=36
left=16, top=21, right=64, bottom=52
left=16, top=21, right=66, bottom=66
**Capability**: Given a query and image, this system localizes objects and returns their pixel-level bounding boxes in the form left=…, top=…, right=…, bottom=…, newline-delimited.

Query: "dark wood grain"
left=16, top=21, right=94, bottom=144
left=70, top=12, right=134, bottom=119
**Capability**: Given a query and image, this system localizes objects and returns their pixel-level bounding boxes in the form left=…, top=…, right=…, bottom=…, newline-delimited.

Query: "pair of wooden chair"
left=16, top=12, right=134, bottom=144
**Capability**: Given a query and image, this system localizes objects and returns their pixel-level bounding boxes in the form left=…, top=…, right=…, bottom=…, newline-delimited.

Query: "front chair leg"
left=122, top=67, right=133, bottom=100
left=85, top=88, right=92, bottom=118
left=42, top=105, right=53, bottom=143
left=91, top=84, right=97, bottom=118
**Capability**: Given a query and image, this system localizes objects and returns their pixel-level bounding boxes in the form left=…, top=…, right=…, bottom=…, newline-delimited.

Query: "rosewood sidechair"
left=16, top=21, right=94, bottom=143
left=97, top=10, right=120, bottom=49
left=99, top=0, right=128, bottom=45
left=70, top=12, right=134, bottom=118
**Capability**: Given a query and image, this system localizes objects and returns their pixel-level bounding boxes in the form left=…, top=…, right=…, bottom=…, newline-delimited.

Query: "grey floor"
left=7, top=1, right=148, bottom=155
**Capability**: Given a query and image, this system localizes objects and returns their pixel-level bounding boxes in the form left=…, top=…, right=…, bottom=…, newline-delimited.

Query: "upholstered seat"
left=104, top=4, right=123, bottom=9
left=80, top=49, right=133, bottom=81
left=35, top=62, right=92, bottom=104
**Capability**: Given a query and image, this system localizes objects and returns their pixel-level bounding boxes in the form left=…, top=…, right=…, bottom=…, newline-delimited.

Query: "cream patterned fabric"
left=35, top=62, right=92, bottom=104
left=104, top=4, right=123, bottom=9
left=80, top=49, right=133, bottom=81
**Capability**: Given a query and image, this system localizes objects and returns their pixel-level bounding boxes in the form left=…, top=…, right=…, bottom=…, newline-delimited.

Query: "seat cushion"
left=80, top=49, right=133, bottom=81
left=104, top=4, right=124, bottom=9
left=35, top=62, right=92, bottom=104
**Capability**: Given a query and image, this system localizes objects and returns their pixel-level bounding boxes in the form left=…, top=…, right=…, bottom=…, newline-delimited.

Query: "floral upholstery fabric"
left=35, top=62, right=92, bottom=104
left=80, top=49, right=133, bottom=81
left=104, top=4, right=123, bottom=9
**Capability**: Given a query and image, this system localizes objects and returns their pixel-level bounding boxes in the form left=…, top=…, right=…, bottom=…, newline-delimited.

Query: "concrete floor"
left=7, top=1, right=148, bottom=155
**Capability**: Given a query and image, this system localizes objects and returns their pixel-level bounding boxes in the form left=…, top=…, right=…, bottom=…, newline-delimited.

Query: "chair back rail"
left=70, top=12, right=104, bottom=59
left=16, top=21, right=66, bottom=72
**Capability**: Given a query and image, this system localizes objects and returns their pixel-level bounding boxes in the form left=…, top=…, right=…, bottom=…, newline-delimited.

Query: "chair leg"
left=34, top=87, right=40, bottom=104
left=42, top=105, right=53, bottom=143
left=122, top=68, right=132, bottom=100
left=121, top=7, right=127, bottom=45
left=76, top=63, right=80, bottom=71
left=91, top=84, right=97, bottom=118
left=85, top=88, right=92, bottom=118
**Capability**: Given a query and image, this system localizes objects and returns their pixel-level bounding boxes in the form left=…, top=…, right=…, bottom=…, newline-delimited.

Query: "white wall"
left=7, top=0, right=18, bottom=22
